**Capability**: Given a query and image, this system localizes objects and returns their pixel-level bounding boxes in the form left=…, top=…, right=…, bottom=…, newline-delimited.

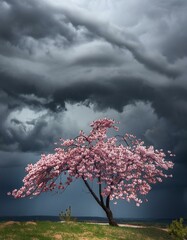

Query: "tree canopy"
left=9, top=118, right=174, bottom=226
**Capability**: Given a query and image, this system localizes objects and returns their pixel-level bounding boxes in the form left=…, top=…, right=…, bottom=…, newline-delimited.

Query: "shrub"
left=59, top=206, right=76, bottom=222
left=168, top=218, right=187, bottom=240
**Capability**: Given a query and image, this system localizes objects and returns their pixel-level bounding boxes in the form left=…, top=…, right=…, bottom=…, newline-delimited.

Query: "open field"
left=0, top=221, right=172, bottom=240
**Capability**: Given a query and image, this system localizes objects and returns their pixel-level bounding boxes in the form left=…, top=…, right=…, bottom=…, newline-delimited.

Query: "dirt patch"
left=3, top=221, right=20, bottom=226
left=53, top=234, right=62, bottom=240
left=0, top=221, right=20, bottom=229
left=25, top=221, right=37, bottom=225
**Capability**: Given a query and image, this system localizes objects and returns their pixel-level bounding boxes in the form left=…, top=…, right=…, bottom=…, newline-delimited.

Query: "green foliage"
left=168, top=218, right=187, bottom=240
left=59, top=206, right=76, bottom=222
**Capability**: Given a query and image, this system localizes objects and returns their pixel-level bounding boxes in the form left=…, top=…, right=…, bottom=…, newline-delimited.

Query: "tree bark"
left=82, top=178, right=118, bottom=226
left=104, top=207, right=118, bottom=226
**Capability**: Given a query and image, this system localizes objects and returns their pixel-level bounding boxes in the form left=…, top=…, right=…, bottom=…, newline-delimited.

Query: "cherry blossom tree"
left=9, top=118, right=174, bottom=226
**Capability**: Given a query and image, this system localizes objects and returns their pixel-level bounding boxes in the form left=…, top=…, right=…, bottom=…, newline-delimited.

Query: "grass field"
left=0, top=221, right=172, bottom=240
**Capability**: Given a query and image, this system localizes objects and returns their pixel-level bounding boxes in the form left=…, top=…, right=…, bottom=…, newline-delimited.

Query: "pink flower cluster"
left=9, top=118, right=174, bottom=206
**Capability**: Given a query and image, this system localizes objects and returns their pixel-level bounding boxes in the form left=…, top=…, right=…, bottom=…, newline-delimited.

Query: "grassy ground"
left=0, top=221, right=172, bottom=240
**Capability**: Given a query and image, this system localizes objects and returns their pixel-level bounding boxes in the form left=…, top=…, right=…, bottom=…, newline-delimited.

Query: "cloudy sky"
left=0, top=0, right=187, bottom=219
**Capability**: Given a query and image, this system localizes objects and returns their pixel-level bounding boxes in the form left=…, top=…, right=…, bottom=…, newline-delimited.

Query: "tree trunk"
left=104, top=208, right=118, bottom=227
left=82, top=179, right=118, bottom=226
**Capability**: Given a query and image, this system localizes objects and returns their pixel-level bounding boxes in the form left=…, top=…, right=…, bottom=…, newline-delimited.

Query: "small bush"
left=59, top=206, right=76, bottom=222
left=168, top=218, right=187, bottom=240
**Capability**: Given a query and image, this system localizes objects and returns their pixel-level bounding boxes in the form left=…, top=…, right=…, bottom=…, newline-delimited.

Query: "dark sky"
left=0, top=0, right=187, bottom=219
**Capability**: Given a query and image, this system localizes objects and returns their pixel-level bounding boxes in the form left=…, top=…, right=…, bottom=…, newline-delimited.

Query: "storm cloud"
left=0, top=0, right=187, bottom=218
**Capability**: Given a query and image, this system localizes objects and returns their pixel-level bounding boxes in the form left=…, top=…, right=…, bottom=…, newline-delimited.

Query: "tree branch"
left=98, top=177, right=105, bottom=207
left=82, top=177, right=102, bottom=207
left=115, top=134, right=129, bottom=146
left=106, top=195, right=110, bottom=209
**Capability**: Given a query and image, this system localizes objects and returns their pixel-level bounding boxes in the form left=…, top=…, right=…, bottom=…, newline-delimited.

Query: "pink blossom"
left=8, top=118, right=174, bottom=226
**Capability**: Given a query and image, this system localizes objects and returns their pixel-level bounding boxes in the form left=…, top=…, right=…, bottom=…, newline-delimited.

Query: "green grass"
left=0, top=221, right=173, bottom=240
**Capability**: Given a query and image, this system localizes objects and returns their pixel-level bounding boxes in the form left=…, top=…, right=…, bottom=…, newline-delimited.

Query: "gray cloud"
left=0, top=0, right=76, bottom=44
left=0, top=0, right=186, bottom=158
left=58, top=2, right=181, bottom=78
left=0, top=0, right=187, bottom=218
